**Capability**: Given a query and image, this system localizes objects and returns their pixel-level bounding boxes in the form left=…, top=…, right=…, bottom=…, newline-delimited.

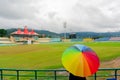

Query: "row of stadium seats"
left=109, top=37, right=120, bottom=41
left=70, top=39, right=83, bottom=42
left=13, top=36, right=39, bottom=41
left=95, top=37, right=110, bottom=41
left=95, top=37, right=120, bottom=41
left=12, top=37, right=120, bottom=43
left=0, top=37, right=13, bottom=44
left=50, top=38, right=61, bottom=42
left=40, top=37, right=120, bottom=42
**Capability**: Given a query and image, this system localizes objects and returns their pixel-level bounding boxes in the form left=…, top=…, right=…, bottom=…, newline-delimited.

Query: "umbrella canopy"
left=62, top=44, right=100, bottom=77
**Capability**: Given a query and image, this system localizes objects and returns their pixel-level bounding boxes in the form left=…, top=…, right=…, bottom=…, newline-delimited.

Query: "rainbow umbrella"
left=62, top=44, right=100, bottom=77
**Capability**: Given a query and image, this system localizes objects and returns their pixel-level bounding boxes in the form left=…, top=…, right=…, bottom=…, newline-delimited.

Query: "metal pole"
left=64, top=22, right=67, bottom=39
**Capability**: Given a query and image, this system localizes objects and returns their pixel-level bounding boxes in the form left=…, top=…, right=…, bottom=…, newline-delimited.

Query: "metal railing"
left=0, top=68, right=120, bottom=80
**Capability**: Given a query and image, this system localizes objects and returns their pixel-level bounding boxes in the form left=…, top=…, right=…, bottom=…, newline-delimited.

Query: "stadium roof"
left=11, top=26, right=39, bottom=35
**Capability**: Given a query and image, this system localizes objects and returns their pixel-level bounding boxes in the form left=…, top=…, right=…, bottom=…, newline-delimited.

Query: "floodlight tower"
left=64, top=22, right=67, bottom=39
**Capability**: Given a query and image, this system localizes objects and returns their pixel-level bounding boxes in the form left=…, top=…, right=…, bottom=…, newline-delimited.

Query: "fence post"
left=16, top=70, right=19, bottom=80
left=0, top=70, right=3, bottom=80
left=94, top=73, right=97, bottom=80
left=35, top=70, right=37, bottom=80
left=54, top=71, right=57, bottom=80
left=115, top=69, right=117, bottom=79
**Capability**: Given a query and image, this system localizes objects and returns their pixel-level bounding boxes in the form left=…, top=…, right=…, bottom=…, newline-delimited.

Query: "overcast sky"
left=0, top=0, right=120, bottom=33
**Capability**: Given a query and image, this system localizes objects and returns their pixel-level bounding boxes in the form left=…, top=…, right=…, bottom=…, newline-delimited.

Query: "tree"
left=0, top=29, right=7, bottom=37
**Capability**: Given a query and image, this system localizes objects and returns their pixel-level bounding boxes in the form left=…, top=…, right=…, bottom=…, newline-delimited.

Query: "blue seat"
left=50, top=38, right=61, bottom=42
left=71, top=39, right=83, bottom=42
left=106, top=78, right=116, bottom=80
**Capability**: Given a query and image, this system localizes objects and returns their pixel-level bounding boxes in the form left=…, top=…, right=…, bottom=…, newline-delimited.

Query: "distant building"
left=10, top=26, right=39, bottom=44
left=69, top=33, right=76, bottom=39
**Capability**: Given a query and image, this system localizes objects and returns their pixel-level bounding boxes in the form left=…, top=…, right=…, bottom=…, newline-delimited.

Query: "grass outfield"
left=0, top=42, right=120, bottom=69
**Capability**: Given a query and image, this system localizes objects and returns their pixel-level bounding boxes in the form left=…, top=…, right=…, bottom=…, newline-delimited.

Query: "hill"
left=60, top=32, right=120, bottom=38
left=4, top=28, right=120, bottom=38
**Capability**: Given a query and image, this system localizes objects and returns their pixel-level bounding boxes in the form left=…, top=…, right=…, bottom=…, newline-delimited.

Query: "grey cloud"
left=69, top=0, right=120, bottom=32
left=0, top=0, right=38, bottom=19
left=47, top=12, right=57, bottom=20
left=1, top=0, right=120, bottom=33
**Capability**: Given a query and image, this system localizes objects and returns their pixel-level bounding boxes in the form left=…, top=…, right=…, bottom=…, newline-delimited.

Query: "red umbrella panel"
left=62, top=44, right=100, bottom=77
